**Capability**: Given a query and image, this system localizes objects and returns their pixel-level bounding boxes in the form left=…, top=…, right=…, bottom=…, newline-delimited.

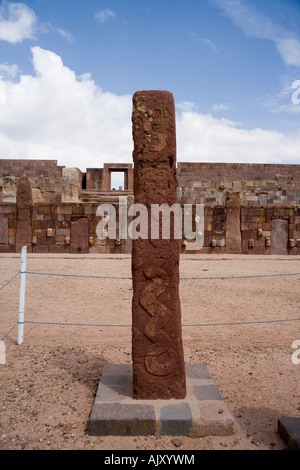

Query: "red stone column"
left=131, top=91, right=186, bottom=399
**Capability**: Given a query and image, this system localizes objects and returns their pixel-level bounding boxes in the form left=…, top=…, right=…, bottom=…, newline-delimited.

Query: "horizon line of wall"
left=1, top=159, right=300, bottom=207
left=1, top=160, right=300, bottom=255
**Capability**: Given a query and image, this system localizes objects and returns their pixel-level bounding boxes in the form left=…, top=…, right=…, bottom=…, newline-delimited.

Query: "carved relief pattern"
left=140, top=252, right=178, bottom=377
left=131, top=91, right=186, bottom=399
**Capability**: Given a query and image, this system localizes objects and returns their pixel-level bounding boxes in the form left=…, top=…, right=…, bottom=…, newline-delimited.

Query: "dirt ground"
left=0, top=252, right=299, bottom=451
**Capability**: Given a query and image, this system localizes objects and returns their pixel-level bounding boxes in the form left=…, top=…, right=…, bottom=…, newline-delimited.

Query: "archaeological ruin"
left=0, top=157, right=300, bottom=256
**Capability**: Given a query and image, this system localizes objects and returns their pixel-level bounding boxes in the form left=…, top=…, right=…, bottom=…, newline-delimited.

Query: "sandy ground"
left=0, top=252, right=299, bottom=451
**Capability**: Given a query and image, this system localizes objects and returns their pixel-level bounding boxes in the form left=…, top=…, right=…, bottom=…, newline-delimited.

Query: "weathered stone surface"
left=131, top=90, right=186, bottom=399
left=62, top=168, right=81, bottom=203
left=193, top=384, right=223, bottom=401
left=226, top=193, right=242, bottom=254
left=16, top=176, right=32, bottom=251
left=271, top=219, right=288, bottom=255
left=160, top=404, right=192, bottom=435
left=0, top=214, right=8, bottom=244
left=70, top=217, right=89, bottom=254
left=89, top=402, right=156, bottom=436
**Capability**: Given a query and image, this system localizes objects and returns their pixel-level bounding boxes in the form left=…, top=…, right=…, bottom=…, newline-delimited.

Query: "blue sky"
left=0, top=0, right=300, bottom=171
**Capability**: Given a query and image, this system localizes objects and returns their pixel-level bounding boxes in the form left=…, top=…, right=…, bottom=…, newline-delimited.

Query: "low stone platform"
left=278, top=417, right=300, bottom=450
left=88, top=364, right=234, bottom=437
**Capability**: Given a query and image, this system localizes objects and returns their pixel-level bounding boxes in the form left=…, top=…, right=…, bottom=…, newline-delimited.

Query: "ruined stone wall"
left=178, top=162, right=300, bottom=207
left=0, top=201, right=126, bottom=254
left=196, top=205, right=300, bottom=255
left=0, top=159, right=300, bottom=255
left=0, top=204, right=16, bottom=252
left=0, top=159, right=65, bottom=203
left=1, top=201, right=300, bottom=255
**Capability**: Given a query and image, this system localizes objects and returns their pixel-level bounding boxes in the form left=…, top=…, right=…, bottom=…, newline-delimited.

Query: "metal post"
left=18, top=245, right=27, bottom=345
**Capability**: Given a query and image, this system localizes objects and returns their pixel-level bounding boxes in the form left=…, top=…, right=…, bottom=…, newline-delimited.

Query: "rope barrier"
left=182, top=317, right=300, bottom=327
left=2, top=316, right=299, bottom=343
left=0, top=322, right=19, bottom=343
left=180, top=272, right=300, bottom=280
left=19, top=317, right=300, bottom=328
left=24, top=271, right=300, bottom=280
left=1, top=263, right=300, bottom=343
left=26, top=271, right=132, bottom=279
left=0, top=271, right=20, bottom=291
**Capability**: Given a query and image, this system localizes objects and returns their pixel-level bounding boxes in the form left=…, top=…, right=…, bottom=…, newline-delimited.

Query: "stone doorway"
left=70, top=217, right=89, bottom=254
left=271, top=219, right=288, bottom=255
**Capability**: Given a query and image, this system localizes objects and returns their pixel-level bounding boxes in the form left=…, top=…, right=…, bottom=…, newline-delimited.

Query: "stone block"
left=89, top=403, right=156, bottom=436
left=70, top=217, right=89, bottom=253
left=88, top=363, right=234, bottom=437
left=33, top=245, right=49, bottom=253
left=49, top=245, right=70, bottom=253
left=193, top=384, right=223, bottom=401
left=38, top=205, right=51, bottom=215
left=8, top=218, right=17, bottom=228
left=72, top=205, right=84, bottom=215
left=278, top=417, right=300, bottom=450
left=271, top=219, right=288, bottom=255
left=56, top=205, right=73, bottom=215
left=0, top=215, right=8, bottom=244
left=160, top=404, right=192, bottom=436
left=0, top=204, right=15, bottom=214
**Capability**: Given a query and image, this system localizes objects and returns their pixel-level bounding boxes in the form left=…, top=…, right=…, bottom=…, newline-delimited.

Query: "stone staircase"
left=79, top=189, right=133, bottom=204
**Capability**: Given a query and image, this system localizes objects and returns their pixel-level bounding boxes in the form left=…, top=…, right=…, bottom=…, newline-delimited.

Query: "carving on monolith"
left=131, top=90, right=186, bottom=399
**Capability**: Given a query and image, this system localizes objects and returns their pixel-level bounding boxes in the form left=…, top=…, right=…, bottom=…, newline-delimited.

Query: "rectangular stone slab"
left=88, top=364, right=235, bottom=437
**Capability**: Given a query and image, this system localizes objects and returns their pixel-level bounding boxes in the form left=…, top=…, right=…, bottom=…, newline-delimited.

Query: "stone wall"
left=0, top=201, right=126, bottom=254
left=196, top=205, right=300, bottom=255
left=1, top=200, right=299, bottom=255
left=0, top=159, right=300, bottom=255
left=178, top=162, right=300, bottom=207
left=0, top=159, right=65, bottom=203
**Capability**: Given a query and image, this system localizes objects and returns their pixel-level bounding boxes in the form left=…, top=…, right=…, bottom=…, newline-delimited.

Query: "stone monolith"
left=131, top=90, right=186, bottom=399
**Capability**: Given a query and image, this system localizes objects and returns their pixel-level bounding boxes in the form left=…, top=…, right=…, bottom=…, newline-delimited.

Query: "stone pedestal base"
left=88, top=364, right=234, bottom=437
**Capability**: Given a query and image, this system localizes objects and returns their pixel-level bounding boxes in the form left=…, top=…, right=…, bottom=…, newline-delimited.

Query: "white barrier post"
left=18, top=245, right=27, bottom=345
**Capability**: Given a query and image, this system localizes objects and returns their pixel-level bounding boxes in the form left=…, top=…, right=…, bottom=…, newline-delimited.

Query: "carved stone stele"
left=131, top=91, right=186, bottom=399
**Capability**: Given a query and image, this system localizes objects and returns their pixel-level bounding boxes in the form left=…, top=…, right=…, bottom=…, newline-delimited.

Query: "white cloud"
left=176, top=108, right=300, bottom=164
left=211, top=0, right=300, bottom=67
left=212, top=103, right=231, bottom=112
left=263, top=74, right=300, bottom=115
left=188, top=32, right=219, bottom=53
left=95, top=9, right=116, bottom=24
left=0, top=2, right=37, bottom=43
left=0, top=47, right=132, bottom=170
left=0, top=62, right=19, bottom=78
left=0, top=47, right=299, bottom=171
left=275, top=38, right=300, bottom=68
left=56, top=27, right=74, bottom=43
